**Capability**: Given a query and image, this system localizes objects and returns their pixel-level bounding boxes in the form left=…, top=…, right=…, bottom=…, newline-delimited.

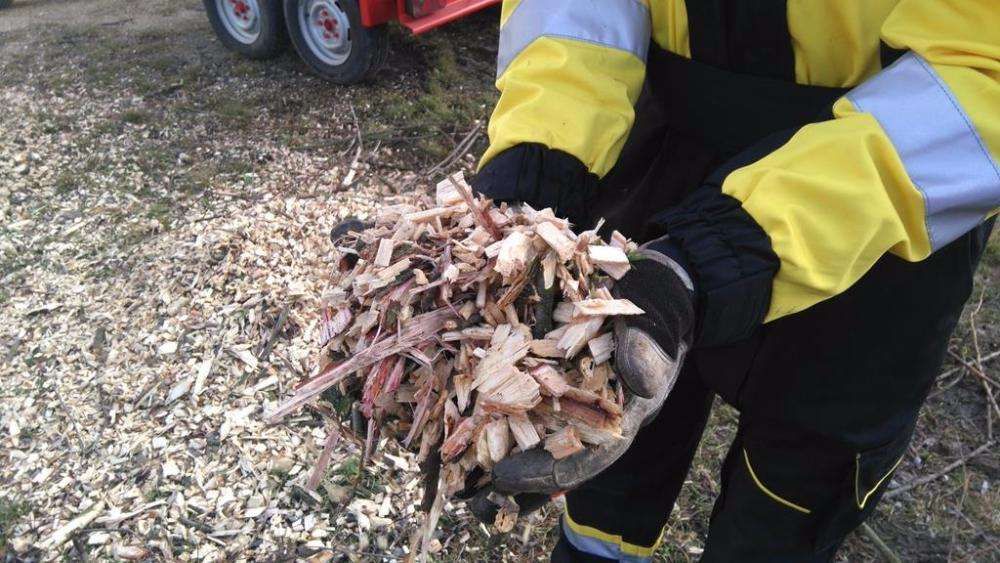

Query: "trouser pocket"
left=703, top=433, right=849, bottom=562
left=815, top=431, right=911, bottom=550
left=705, top=430, right=912, bottom=561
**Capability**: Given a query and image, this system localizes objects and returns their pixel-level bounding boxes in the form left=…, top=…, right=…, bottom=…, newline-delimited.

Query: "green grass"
left=0, top=499, right=30, bottom=550
left=333, top=455, right=384, bottom=500
left=120, top=109, right=153, bottom=125
left=210, top=98, right=256, bottom=124
left=981, top=228, right=1000, bottom=268
left=372, top=31, right=497, bottom=161
left=54, top=171, right=79, bottom=195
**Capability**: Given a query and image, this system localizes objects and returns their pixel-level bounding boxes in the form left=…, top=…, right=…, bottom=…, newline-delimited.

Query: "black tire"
left=284, top=0, right=388, bottom=84
left=204, top=0, right=288, bottom=59
left=0, top=0, right=12, bottom=9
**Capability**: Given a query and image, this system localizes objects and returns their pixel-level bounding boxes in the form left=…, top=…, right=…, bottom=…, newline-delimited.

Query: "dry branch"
left=884, top=440, right=995, bottom=499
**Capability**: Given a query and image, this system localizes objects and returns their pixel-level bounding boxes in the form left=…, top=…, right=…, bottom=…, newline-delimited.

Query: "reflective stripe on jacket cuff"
left=497, top=0, right=651, bottom=79
left=847, top=51, right=1000, bottom=251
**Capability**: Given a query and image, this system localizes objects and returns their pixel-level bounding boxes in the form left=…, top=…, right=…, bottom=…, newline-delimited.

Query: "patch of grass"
left=229, top=58, right=267, bottom=78
left=135, top=145, right=176, bottom=172
left=372, top=33, right=497, bottom=162
left=0, top=498, right=30, bottom=548
left=321, top=387, right=354, bottom=418
left=174, top=156, right=255, bottom=195
left=37, top=111, right=74, bottom=135
left=981, top=229, right=1000, bottom=268
left=209, top=97, right=256, bottom=127
left=217, top=157, right=256, bottom=177
left=146, top=55, right=179, bottom=73
left=120, top=109, right=153, bottom=125
left=334, top=456, right=362, bottom=482
left=333, top=455, right=383, bottom=499
left=145, top=200, right=174, bottom=228
left=54, top=171, right=79, bottom=195
left=142, top=487, right=172, bottom=503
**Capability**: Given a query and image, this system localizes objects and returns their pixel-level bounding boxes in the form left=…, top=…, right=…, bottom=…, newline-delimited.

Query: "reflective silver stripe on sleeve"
left=847, top=51, right=1000, bottom=251
left=561, top=516, right=653, bottom=563
left=497, top=0, right=651, bottom=79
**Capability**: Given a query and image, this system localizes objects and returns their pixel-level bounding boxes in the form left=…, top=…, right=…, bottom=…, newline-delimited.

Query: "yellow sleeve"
left=479, top=0, right=652, bottom=178
left=721, top=0, right=1000, bottom=321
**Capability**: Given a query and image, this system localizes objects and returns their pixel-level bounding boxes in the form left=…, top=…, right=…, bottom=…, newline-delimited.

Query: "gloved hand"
left=469, top=237, right=696, bottom=521
left=329, top=217, right=367, bottom=244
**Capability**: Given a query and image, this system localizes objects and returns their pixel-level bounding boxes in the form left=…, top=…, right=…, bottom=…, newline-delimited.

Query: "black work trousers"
left=552, top=50, right=994, bottom=562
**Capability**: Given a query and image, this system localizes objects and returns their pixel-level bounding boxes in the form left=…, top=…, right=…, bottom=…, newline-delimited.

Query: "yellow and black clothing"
left=473, top=0, right=998, bottom=560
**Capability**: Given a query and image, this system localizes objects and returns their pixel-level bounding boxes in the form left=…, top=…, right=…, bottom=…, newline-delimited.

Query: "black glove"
left=329, top=217, right=367, bottom=244
left=475, top=238, right=697, bottom=504
left=468, top=489, right=551, bottom=525
left=473, top=143, right=599, bottom=228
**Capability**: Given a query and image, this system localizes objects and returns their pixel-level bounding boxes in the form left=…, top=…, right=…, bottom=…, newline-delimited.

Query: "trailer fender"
left=359, top=0, right=395, bottom=26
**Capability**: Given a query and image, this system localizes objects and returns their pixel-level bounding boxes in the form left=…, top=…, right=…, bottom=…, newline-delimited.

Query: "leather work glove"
left=469, top=237, right=696, bottom=521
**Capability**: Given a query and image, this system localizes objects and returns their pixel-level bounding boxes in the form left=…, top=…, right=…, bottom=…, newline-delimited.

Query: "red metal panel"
left=406, top=0, right=447, bottom=19
left=360, top=0, right=397, bottom=26
left=397, top=0, right=499, bottom=34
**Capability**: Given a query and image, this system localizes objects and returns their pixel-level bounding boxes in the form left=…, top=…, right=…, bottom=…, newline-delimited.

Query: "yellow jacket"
left=481, top=0, right=999, bottom=323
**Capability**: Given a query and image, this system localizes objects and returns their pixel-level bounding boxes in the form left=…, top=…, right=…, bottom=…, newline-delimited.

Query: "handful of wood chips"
left=266, top=173, right=643, bottom=520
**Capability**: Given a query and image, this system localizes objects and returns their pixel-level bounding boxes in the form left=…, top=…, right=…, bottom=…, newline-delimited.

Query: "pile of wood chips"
left=266, top=173, right=642, bottom=530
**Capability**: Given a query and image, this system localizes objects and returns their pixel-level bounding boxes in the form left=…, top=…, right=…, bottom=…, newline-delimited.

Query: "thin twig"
left=179, top=515, right=213, bottom=534
left=980, top=376, right=999, bottom=441
left=928, top=349, right=1000, bottom=400
left=340, top=102, right=364, bottom=189
left=861, top=523, right=902, bottom=563
left=449, top=172, right=500, bottom=240
left=411, top=476, right=447, bottom=563
left=424, top=122, right=483, bottom=178
left=884, top=440, right=995, bottom=499
left=306, top=425, right=341, bottom=491
left=946, top=350, right=1000, bottom=388
left=937, top=350, right=1000, bottom=380
left=258, top=305, right=290, bottom=362
left=968, top=290, right=998, bottom=440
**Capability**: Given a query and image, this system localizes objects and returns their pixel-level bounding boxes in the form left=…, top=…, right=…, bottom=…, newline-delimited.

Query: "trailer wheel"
left=285, top=0, right=388, bottom=84
left=204, top=0, right=287, bottom=59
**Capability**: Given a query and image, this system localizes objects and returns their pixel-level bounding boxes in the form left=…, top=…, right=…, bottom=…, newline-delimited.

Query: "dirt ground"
left=1, top=1, right=998, bottom=561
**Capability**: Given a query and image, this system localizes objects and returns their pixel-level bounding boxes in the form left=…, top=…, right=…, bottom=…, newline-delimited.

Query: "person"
left=468, top=1, right=999, bottom=561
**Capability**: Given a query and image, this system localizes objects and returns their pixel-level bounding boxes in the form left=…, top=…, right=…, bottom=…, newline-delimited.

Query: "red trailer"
left=204, top=0, right=499, bottom=84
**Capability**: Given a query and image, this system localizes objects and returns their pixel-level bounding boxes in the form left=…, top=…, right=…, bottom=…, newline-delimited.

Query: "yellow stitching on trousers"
left=742, top=448, right=812, bottom=515
left=855, top=452, right=905, bottom=510
left=564, top=509, right=664, bottom=557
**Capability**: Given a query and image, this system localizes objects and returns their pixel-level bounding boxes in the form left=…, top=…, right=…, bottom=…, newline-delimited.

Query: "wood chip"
left=530, top=364, right=571, bottom=397
left=574, top=299, right=644, bottom=317
left=374, top=238, right=395, bottom=268
left=544, top=426, right=585, bottom=460
left=38, top=501, right=105, bottom=550
left=587, top=333, right=615, bottom=365
left=508, top=414, right=541, bottom=451
left=535, top=221, right=576, bottom=262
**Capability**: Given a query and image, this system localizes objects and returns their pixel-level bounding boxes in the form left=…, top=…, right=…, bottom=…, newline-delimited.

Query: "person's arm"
left=468, top=1, right=702, bottom=504
left=654, top=0, right=999, bottom=345
left=474, top=0, right=652, bottom=225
